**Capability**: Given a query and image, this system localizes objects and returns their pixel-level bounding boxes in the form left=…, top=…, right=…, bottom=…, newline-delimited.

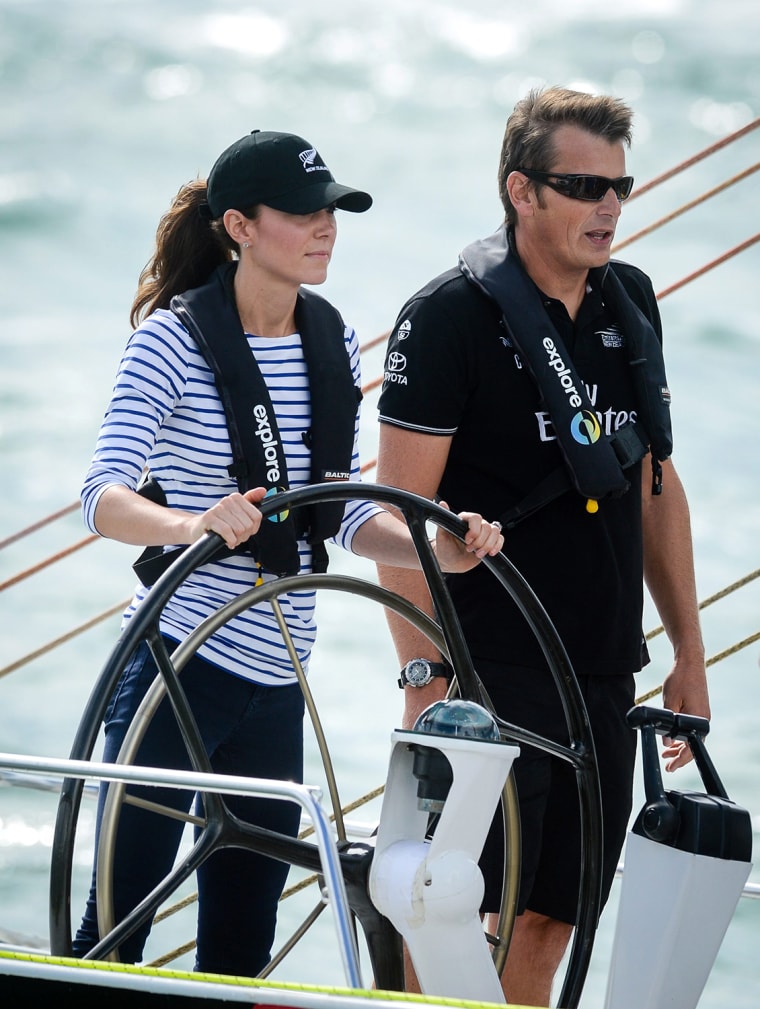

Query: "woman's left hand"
left=435, top=502, right=504, bottom=572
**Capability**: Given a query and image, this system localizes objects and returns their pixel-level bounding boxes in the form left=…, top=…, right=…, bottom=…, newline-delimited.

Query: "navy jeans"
left=73, top=638, right=305, bottom=976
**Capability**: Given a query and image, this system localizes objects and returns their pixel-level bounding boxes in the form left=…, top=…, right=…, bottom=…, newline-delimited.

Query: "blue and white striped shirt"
left=82, top=307, right=380, bottom=684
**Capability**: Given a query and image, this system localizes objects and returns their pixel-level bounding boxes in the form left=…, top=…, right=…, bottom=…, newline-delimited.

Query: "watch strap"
left=398, top=659, right=453, bottom=689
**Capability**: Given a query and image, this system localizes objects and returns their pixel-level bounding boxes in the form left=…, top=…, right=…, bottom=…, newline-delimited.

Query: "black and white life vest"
left=458, top=226, right=673, bottom=526
left=134, top=262, right=360, bottom=584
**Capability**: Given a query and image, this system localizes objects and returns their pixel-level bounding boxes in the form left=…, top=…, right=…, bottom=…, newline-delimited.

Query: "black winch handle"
left=627, top=704, right=709, bottom=740
left=627, top=704, right=728, bottom=801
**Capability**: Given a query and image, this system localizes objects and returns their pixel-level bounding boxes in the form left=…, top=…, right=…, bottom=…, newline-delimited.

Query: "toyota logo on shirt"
left=384, top=350, right=408, bottom=386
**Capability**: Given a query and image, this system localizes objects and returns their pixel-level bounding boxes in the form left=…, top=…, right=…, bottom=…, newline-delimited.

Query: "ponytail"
left=130, top=179, right=241, bottom=328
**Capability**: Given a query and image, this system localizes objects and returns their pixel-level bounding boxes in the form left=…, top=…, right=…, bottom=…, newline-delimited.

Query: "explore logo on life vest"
left=542, top=336, right=583, bottom=408
left=253, top=403, right=281, bottom=483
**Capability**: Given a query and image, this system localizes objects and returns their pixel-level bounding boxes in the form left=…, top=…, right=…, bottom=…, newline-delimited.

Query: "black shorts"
left=474, top=660, right=638, bottom=925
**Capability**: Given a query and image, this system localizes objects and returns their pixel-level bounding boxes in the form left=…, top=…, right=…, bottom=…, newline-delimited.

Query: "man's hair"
left=498, top=86, right=634, bottom=226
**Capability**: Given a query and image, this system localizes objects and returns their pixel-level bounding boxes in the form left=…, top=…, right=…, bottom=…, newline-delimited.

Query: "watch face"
left=405, top=659, right=431, bottom=686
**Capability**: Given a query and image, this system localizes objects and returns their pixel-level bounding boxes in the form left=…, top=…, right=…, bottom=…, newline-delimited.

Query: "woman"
left=73, top=130, right=503, bottom=977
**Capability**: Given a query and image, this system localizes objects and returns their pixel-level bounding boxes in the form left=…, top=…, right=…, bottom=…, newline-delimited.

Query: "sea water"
left=0, top=1, right=758, bottom=1005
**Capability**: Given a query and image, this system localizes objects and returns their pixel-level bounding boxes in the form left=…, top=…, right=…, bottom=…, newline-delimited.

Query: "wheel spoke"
left=270, top=596, right=347, bottom=841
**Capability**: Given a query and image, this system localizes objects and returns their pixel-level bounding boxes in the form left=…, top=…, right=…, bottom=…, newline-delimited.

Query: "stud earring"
left=242, top=242, right=250, bottom=248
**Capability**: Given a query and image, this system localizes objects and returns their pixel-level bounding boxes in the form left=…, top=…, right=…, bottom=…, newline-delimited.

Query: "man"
left=375, top=87, right=710, bottom=1007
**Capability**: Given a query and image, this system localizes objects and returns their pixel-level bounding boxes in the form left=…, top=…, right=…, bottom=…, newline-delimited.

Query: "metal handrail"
left=0, top=751, right=363, bottom=989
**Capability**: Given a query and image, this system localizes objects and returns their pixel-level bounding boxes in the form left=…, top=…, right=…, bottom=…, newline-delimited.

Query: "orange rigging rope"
left=627, top=116, right=760, bottom=201
left=359, top=329, right=391, bottom=356
left=0, top=600, right=129, bottom=680
left=657, top=232, right=760, bottom=299
left=0, top=501, right=79, bottom=550
left=614, top=162, right=760, bottom=253
left=0, top=535, right=97, bottom=593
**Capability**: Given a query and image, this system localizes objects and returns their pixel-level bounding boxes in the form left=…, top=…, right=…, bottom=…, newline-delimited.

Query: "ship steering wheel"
left=50, top=482, right=602, bottom=1009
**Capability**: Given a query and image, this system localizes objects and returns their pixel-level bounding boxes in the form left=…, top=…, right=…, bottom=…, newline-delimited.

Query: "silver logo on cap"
left=299, top=148, right=328, bottom=174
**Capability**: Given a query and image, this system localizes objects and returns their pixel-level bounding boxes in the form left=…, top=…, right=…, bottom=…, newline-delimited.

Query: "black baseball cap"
left=205, top=130, right=373, bottom=218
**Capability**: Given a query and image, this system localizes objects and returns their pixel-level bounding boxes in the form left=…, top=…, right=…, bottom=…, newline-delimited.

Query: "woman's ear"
left=223, top=209, right=255, bottom=248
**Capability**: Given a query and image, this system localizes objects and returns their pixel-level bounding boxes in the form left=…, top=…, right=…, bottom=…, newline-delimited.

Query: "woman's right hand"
left=93, top=484, right=268, bottom=549
left=189, top=487, right=267, bottom=549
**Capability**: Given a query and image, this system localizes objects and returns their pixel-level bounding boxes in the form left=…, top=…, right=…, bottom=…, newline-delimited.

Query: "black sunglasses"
left=518, top=168, right=635, bottom=202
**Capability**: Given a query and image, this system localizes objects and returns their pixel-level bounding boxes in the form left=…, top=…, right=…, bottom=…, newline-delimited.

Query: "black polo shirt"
left=378, top=257, right=663, bottom=675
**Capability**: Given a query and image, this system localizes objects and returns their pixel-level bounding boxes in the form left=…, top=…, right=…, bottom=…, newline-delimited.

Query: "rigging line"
left=697, top=566, right=760, bottom=608
left=614, top=162, right=760, bottom=252
left=633, top=625, right=758, bottom=706
left=359, top=329, right=390, bottom=355
left=646, top=566, right=760, bottom=641
left=0, top=599, right=129, bottom=680
left=635, top=629, right=760, bottom=705
left=705, top=630, right=760, bottom=668
left=0, top=500, right=80, bottom=551
left=657, top=232, right=760, bottom=300
left=297, top=784, right=385, bottom=841
left=147, top=939, right=197, bottom=969
left=627, top=116, right=760, bottom=202
left=153, top=892, right=198, bottom=924
left=362, top=374, right=384, bottom=396
left=0, top=534, right=98, bottom=593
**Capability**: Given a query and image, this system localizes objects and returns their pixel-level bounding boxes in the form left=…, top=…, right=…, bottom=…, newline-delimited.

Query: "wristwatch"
left=398, top=658, right=452, bottom=689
